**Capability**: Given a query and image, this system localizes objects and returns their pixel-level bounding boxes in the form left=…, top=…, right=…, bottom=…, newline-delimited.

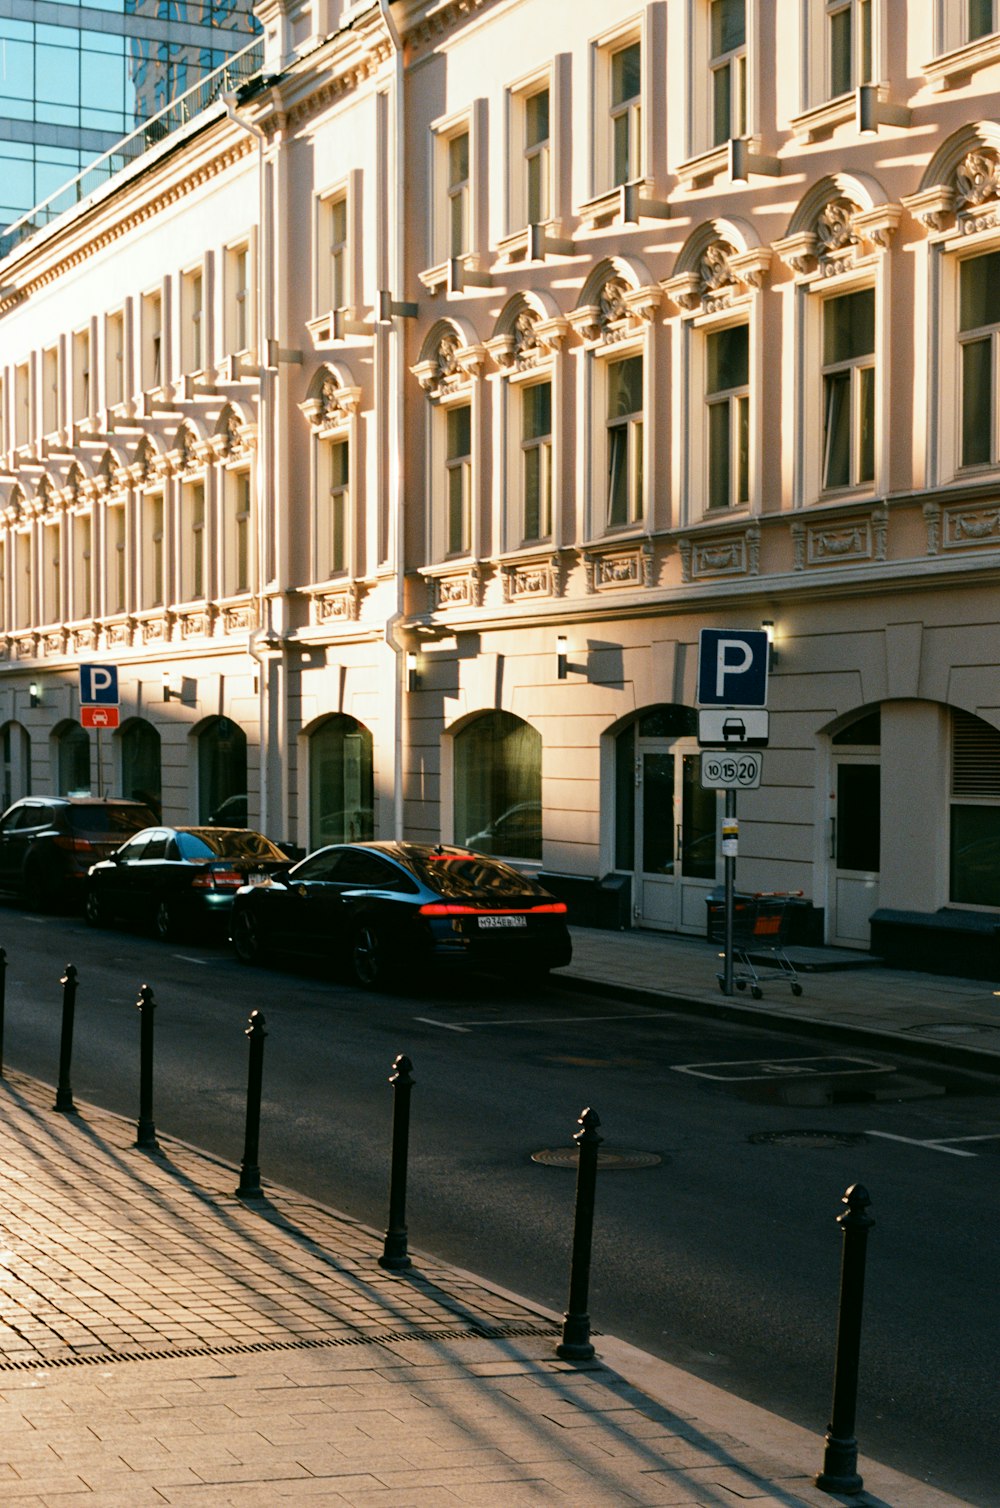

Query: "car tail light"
left=418, top=901, right=567, bottom=916
left=191, top=867, right=245, bottom=892
left=53, top=836, right=95, bottom=853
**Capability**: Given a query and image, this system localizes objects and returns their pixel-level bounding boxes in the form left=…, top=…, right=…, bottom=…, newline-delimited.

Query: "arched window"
left=455, top=711, right=541, bottom=860
left=120, top=719, right=161, bottom=819
left=309, top=715, right=374, bottom=848
left=56, top=723, right=90, bottom=795
left=197, top=716, right=247, bottom=824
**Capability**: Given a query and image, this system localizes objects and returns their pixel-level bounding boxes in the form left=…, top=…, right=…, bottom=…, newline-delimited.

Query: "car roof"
left=9, top=796, right=152, bottom=809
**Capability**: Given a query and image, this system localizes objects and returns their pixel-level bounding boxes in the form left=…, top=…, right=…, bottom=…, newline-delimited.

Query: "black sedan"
left=229, top=841, right=573, bottom=988
left=85, top=826, right=291, bottom=941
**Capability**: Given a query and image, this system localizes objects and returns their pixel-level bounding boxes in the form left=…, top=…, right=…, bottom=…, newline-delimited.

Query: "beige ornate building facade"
left=3, top=0, right=1000, bottom=948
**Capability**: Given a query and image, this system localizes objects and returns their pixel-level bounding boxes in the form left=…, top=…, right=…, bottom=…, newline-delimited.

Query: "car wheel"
left=232, top=908, right=264, bottom=965
left=153, top=899, right=178, bottom=943
left=84, top=888, right=106, bottom=928
left=350, top=921, right=390, bottom=990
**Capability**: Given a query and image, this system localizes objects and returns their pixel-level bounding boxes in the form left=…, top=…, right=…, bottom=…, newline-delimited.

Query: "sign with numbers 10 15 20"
left=700, top=750, right=763, bottom=790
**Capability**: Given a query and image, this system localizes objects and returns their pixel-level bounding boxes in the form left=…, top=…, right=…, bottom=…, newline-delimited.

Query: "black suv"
left=0, top=797, right=157, bottom=910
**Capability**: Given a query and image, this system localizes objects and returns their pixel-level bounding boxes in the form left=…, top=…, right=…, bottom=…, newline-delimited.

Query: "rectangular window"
left=180, top=481, right=206, bottom=601
left=227, top=244, right=251, bottom=353
left=73, top=515, right=92, bottom=620
left=321, top=195, right=348, bottom=312
left=14, top=533, right=31, bottom=629
left=142, top=290, right=162, bottom=390
left=14, top=364, right=30, bottom=447
left=72, top=330, right=91, bottom=424
left=141, top=493, right=164, bottom=609
left=105, top=310, right=125, bottom=407
left=706, top=324, right=749, bottom=510
left=828, top=0, right=872, bottom=98
left=318, top=439, right=349, bottom=578
left=107, top=502, right=127, bottom=615
left=520, top=381, right=552, bottom=542
left=447, top=131, right=470, bottom=259
left=959, top=251, right=1000, bottom=468
left=606, top=354, right=643, bottom=526
left=41, top=522, right=60, bottom=625
left=183, top=267, right=204, bottom=373
left=969, top=0, right=996, bottom=41
left=610, top=40, right=642, bottom=186
left=821, top=288, right=875, bottom=491
left=42, top=346, right=59, bottom=436
left=224, top=471, right=251, bottom=595
left=524, top=88, right=551, bottom=226
left=445, top=405, right=472, bottom=555
left=711, top=0, right=747, bottom=145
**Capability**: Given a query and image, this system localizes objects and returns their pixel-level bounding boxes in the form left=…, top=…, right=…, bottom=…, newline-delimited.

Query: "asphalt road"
left=1, top=906, right=997, bottom=1503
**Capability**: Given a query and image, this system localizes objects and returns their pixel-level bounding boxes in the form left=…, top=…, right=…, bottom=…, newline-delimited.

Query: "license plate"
left=478, top=915, right=527, bottom=929
left=248, top=872, right=270, bottom=886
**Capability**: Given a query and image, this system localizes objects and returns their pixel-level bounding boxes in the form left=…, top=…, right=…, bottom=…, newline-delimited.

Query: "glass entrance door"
left=830, top=757, right=881, bottom=945
left=632, top=744, right=718, bottom=932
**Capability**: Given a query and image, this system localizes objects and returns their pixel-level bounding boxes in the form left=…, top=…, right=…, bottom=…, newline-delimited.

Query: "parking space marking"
left=865, top=1131, right=979, bottom=1158
left=417, top=1010, right=677, bottom=1032
left=173, top=955, right=208, bottom=965
left=673, top=1054, right=890, bottom=1082
left=414, top=1017, right=471, bottom=1033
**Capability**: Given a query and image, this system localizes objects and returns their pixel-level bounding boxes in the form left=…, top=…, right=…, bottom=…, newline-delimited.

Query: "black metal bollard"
left=0, top=946, right=7, bottom=1079
left=555, top=1106, right=602, bottom=1362
left=135, top=985, right=159, bottom=1151
left=379, top=1053, right=415, bottom=1271
left=53, top=964, right=78, bottom=1113
left=815, top=1183, right=875, bottom=1496
left=235, top=1010, right=267, bottom=1199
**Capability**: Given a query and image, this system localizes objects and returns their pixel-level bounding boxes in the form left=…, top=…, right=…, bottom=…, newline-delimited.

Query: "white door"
left=829, top=756, right=881, bottom=946
left=634, top=741, right=719, bottom=933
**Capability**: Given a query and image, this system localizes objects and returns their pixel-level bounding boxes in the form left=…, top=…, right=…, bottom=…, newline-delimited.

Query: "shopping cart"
left=710, top=892, right=804, bottom=1000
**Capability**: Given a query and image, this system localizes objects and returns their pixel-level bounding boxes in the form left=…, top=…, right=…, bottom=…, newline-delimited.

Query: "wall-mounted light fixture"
left=162, top=670, right=180, bottom=702
left=761, top=620, right=778, bottom=668
left=29, top=681, right=41, bottom=708
left=556, top=635, right=568, bottom=680
left=406, top=651, right=420, bottom=693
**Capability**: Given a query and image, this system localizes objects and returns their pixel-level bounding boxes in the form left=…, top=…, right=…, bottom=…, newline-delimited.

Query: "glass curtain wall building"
left=0, top=1, right=260, bottom=232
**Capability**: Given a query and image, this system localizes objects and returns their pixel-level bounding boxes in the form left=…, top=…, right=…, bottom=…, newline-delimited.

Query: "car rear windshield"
left=70, top=805, right=156, bottom=837
left=405, top=850, right=546, bottom=898
left=176, top=829, right=287, bottom=862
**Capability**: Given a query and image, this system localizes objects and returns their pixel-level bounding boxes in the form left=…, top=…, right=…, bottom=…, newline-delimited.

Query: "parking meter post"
left=236, top=1010, right=267, bottom=1199
left=723, top=790, right=736, bottom=996
left=135, top=985, right=159, bottom=1151
left=816, top=1183, right=875, bottom=1496
left=379, top=1053, right=414, bottom=1271
left=556, top=1106, right=602, bottom=1362
left=53, top=964, right=78, bottom=1113
left=0, top=946, right=7, bottom=1078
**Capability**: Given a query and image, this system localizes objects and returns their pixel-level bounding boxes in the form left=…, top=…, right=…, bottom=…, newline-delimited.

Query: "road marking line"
left=414, top=1017, right=470, bottom=1033
left=172, top=955, right=208, bottom=965
left=447, top=1011, right=678, bottom=1029
left=865, top=1131, right=977, bottom=1157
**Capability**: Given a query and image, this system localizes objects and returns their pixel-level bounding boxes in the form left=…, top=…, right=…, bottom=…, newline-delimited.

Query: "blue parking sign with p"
left=79, top=664, right=119, bottom=706
left=697, top=629, right=768, bottom=707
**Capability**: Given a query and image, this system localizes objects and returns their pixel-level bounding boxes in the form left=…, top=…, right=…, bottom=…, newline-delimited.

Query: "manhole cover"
left=748, top=1129, right=871, bottom=1149
left=903, top=1022, right=999, bottom=1037
left=531, top=1146, right=663, bottom=1169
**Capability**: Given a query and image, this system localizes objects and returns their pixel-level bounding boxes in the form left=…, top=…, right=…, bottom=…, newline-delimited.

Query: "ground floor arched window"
left=197, top=716, right=247, bottom=825
left=309, top=714, right=374, bottom=848
left=454, top=711, right=541, bottom=860
left=56, top=722, right=90, bottom=796
left=950, top=708, right=1000, bottom=906
left=120, top=718, right=161, bottom=818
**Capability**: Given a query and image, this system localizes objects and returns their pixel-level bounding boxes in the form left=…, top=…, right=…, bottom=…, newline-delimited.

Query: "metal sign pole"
left=723, top=790, right=736, bottom=996
left=95, top=726, right=103, bottom=799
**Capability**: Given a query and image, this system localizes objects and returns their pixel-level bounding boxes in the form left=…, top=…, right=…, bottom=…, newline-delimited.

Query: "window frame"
left=139, top=489, right=165, bottom=611
left=930, top=234, right=1000, bottom=483
left=800, top=0, right=880, bottom=114
left=507, top=70, right=554, bottom=235
left=105, top=309, right=126, bottom=409
left=71, top=328, right=91, bottom=426
left=181, top=262, right=206, bottom=376
left=105, top=497, right=128, bottom=618
left=179, top=477, right=208, bottom=604
left=40, top=516, right=61, bottom=627
left=819, top=286, right=877, bottom=494
left=600, top=347, right=645, bottom=532
left=70, top=509, right=92, bottom=623
left=221, top=466, right=252, bottom=598
left=223, top=236, right=255, bottom=358
left=141, top=287, right=164, bottom=393
left=708, top=0, right=749, bottom=148
left=313, top=173, right=361, bottom=321
left=701, top=316, right=752, bottom=514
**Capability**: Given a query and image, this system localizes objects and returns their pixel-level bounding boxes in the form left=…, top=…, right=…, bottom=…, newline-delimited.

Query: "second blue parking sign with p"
left=79, top=663, right=119, bottom=706
left=697, top=629, right=768, bottom=707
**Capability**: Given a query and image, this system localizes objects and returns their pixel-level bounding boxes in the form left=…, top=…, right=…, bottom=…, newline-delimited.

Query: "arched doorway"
left=120, top=718, right=162, bottom=819
left=54, top=722, right=91, bottom=796
left=454, top=711, right=542, bottom=860
left=197, top=716, right=247, bottom=825
left=613, top=704, right=718, bottom=932
left=309, top=714, right=374, bottom=848
left=827, top=707, right=881, bottom=946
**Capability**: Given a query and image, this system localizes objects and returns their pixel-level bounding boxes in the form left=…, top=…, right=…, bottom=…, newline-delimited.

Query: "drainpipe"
left=378, top=0, right=407, bottom=841
left=223, top=92, right=276, bottom=835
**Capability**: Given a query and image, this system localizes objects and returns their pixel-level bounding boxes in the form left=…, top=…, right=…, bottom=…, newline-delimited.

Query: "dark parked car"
left=0, top=796, right=157, bottom=910
left=85, top=826, right=291, bottom=940
left=230, top=840, right=572, bottom=988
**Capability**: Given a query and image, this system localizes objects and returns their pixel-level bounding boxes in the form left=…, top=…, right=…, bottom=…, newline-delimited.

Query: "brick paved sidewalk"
left=0, top=1072, right=968, bottom=1505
